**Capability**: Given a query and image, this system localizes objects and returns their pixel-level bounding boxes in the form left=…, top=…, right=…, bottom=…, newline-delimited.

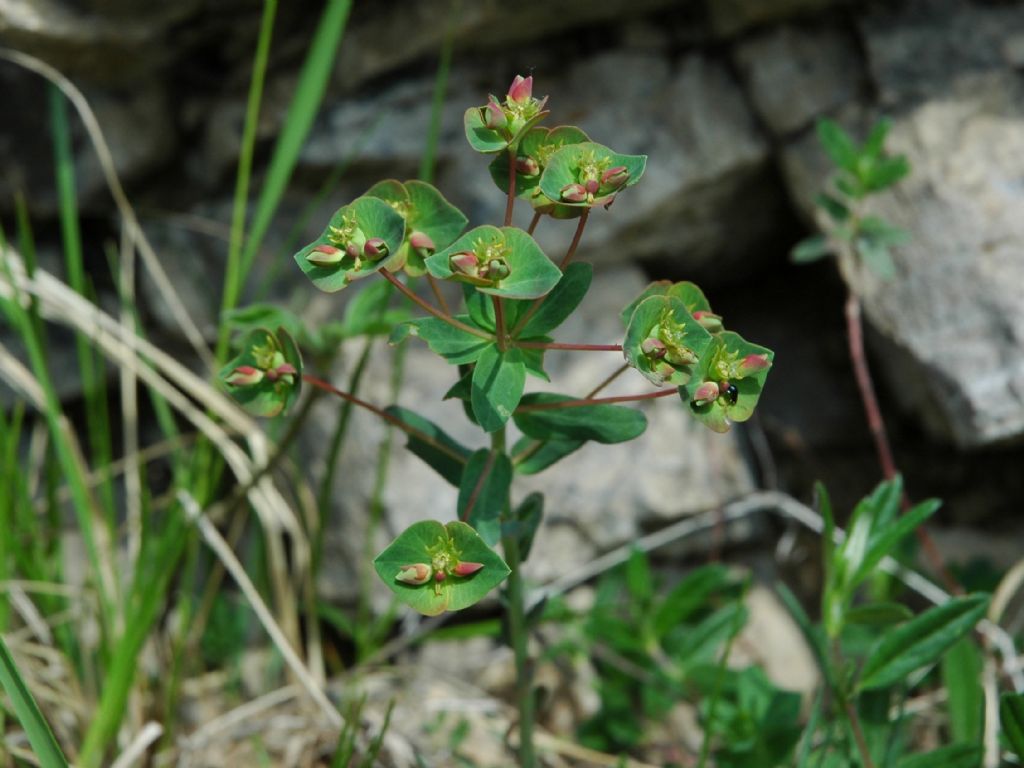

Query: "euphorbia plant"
left=223, top=74, right=775, bottom=766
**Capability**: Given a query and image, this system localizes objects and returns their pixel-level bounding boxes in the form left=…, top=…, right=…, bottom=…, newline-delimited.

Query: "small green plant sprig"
left=222, top=75, right=775, bottom=766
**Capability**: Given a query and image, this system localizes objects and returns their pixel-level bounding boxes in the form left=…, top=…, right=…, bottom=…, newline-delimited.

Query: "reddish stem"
left=302, top=374, right=467, bottom=466
left=427, top=274, right=451, bottom=315
left=585, top=363, right=630, bottom=399
left=493, top=296, right=508, bottom=352
left=845, top=291, right=960, bottom=593
left=515, top=341, right=622, bottom=352
left=380, top=269, right=492, bottom=340
left=559, top=209, right=589, bottom=270
left=461, top=450, right=497, bottom=523
left=515, top=388, right=677, bottom=412
left=527, top=211, right=542, bottom=235
left=504, top=150, right=517, bottom=227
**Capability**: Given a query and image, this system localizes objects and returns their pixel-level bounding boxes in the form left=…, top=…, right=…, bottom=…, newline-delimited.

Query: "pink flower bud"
left=514, top=156, right=540, bottom=176
left=692, top=310, right=724, bottom=334
left=507, top=74, right=533, bottom=104
left=449, top=251, right=480, bottom=276
left=453, top=562, right=484, bottom=577
left=396, top=564, right=432, bottom=585
left=641, top=337, right=667, bottom=359
left=409, top=230, right=436, bottom=254
left=560, top=183, right=588, bottom=203
left=737, top=353, right=771, bottom=377
left=345, top=242, right=361, bottom=260
left=363, top=238, right=389, bottom=260
left=306, top=244, right=344, bottom=267
left=224, top=365, right=264, bottom=387
left=484, top=98, right=506, bottom=130
left=601, top=165, right=629, bottom=189
left=584, top=179, right=600, bottom=195
left=692, top=380, right=720, bottom=407
left=274, top=363, right=297, bottom=376
left=434, top=570, right=447, bottom=582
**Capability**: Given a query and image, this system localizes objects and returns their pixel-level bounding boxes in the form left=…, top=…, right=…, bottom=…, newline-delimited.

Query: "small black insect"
left=719, top=381, right=739, bottom=406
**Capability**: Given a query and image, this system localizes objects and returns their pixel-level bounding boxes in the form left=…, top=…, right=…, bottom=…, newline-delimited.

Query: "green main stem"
left=495, top=426, right=535, bottom=768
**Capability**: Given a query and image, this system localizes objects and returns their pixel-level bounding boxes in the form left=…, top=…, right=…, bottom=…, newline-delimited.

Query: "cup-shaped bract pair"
left=362, top=179, right=468, bottom=277
left=293, top=196, right=406, bottom=292
left=373, top=520, right=510, bottom=615
left=464, top=75, right=550, bottom=154
left=623, top=295, right=716, bottom=388
left=539, top=142, right=647, bottom=211
left=220, top=327, right=303, bottom=417
left=426, top=225, right=562, bottom=300
left=679, top=332, right=774, bottom=433
left=621, top=280, right=725, bottom=335
left=488, top=125, right=592, bottom=219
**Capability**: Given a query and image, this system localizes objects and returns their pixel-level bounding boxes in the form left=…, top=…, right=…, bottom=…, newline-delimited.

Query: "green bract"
left=426, top=225, right=562, bottom=300
left=489, top=125, right=591, bottom=218
left=293, top=195, right=406, bottom=292
left=623, top=295, right=715, bottom=388
left=373, top=520, right=510, bottom=616
left=363, top=179, right=468, bottom=276
left=679, top=331, right=774, bottom=433
left=220, top=327, right=302, bottom=418
left=463, top=79, right=549, bottom=155
left=539, top=142, right=647, bottom=210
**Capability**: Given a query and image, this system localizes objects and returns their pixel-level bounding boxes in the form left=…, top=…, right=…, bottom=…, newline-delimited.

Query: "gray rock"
left=313, top=265, right=754, bottom=604
left=705, top=0, right=837, bottom=37
left=732, top=23, right=864, bottom=136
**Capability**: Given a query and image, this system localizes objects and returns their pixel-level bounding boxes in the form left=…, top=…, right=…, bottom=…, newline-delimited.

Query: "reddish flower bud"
left=409, top=230, right=436, bottom=255
left=641, top=337, right=667, bottom=359
left=514, top=156, right=540, bottom=176
left=363, top=238, right=389, bottom=260
left=560, top=183, right=588, bottom=203
left=692, top=380, right=720, bottom=407
left=306, top=244, right=344, bottom=267
left=274, top=363, right=297, bottom=376
left=692, top=310, right=724, bottom=334
left=484, top=98, right=506, bottom=130
left=224, top=365, right=264, bottom=387
left=345, top=242, right=361, bottom=260
left=737, top=353, right=771, bottom=377
left=584, top=178, right=600, bottom=195
left=449, top=251, right=480, bottom=276
left=396, top=564, right=432, bottom=585
left=507, top=74, right=533, bottom=104
left=453, top=562, right=484, bottom=577
left=434, top=570, right=447, bottom=582
left=601, top=165, right=629, bottom=189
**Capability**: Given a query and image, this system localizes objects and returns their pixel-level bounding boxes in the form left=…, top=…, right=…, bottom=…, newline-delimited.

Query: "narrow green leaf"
left=404, top=317, right=492, bottom=364
left=0, top=633, right=69, bottom=767
left=513, top=393, right=647, bottom=444
left=857, top=236, right=897, bottom=280
left=816, top=192, right=850, bottom=223
left=859, top=594, right=990, bottom=691
left=895, top=743, right=981, bottom=768
left=845, top=601, right=914, bottom=627
left=1000, top=692, right=1024, bottom=760
left=816, top=119, right=859, bottom=171
left=865, top=156, right=911, bottom=192
left=791, top=234, right=832, bottom=263
left=512, top=262, right=592, bottom=338
left=510, top=436, right=584, bottom=475
left=470, top=345, right=526, bottom=432
left=852, top=498, right=940, bottom=590
left=384, top=406, right=472, bottom=486
left=242, top=0, right=354, bottom=278
left=942, top=637, right=983, bottom=744
left=457, top=449, right=513, bottom=546
left=653, top=564, right=733, bottom=637
left=505, top=492, right=543, bottom=560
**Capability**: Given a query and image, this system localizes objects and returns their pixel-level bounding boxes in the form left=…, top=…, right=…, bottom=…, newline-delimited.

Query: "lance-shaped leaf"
left=385, top=406, right=473, bottom=487
left=513, top=393, right=647, bottom=444
left=457, top=449, right=513, bottom=546
left=488, top=125, right=591, bottom=217
left=511, top=435, right=584, bottom=475
left=679, top=331, right=774, bottom=434
left=858, top=594, right=990, bottom=691
left=364, top=179, right=468, bottom=276
left=373, top=520, right=510, bottom=616
left=1001, top=692, right=1024, bottom=760
left=895, top=744, right=982, bottom=768
left=220, top=327, right=302, bottom=417
left=471, top=345, right=526, bottom=432
left=623, top=295, right=715, bottom=388
left=293, top=196, right=406, bottom=292
left=394, top=316, right=493, bottom=364
left=427, top=225, right=561, bottom=300
left=539, top=141, right=647, bottom=209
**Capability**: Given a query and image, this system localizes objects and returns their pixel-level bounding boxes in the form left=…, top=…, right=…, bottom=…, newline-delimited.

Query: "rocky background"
left=3, top=0, right=1024, bottom=603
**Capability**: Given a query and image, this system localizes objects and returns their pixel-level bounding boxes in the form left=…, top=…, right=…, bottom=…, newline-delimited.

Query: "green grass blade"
left=0, top=633, right=70, bottom=767
left=240, top=0, right=353, bottom=282
left=216, top=0, right=279, bottom=359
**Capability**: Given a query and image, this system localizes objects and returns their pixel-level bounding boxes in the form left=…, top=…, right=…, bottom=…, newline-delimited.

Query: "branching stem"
left=380, top=269, right=493, bottom=340
left=514, top=341, right=621, bottom=352
left=504, top=150, right=517, bottom=227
